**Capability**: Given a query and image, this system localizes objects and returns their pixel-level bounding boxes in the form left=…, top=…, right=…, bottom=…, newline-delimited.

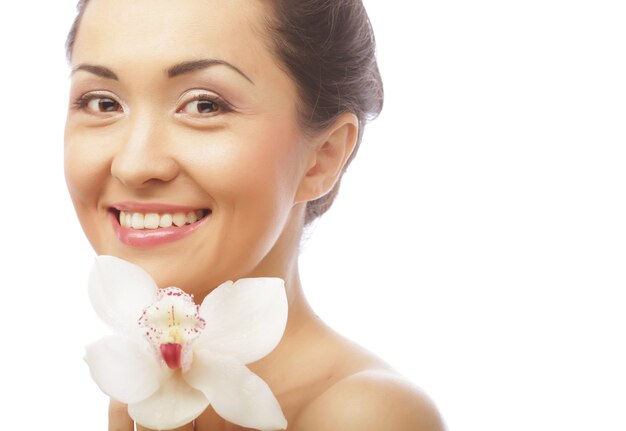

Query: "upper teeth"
left=119, top=210, right=205, bottom=230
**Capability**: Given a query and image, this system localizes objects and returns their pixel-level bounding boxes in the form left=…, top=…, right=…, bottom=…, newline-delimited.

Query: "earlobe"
left=295, top=113, right=359, bottom=203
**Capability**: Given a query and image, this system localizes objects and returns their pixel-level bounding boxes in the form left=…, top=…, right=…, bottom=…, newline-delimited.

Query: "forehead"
left=72, top=0, right=271, bottom=72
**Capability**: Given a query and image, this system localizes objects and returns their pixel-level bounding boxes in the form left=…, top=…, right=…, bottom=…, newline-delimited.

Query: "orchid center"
left=139, top=287, right=205, bottom=370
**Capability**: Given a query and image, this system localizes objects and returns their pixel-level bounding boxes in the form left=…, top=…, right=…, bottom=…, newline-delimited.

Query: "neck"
left=246, top=204, right=320, bottom=387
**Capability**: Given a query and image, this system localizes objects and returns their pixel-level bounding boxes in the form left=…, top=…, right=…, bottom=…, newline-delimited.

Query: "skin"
left=65, top=0, right=445, bottom=430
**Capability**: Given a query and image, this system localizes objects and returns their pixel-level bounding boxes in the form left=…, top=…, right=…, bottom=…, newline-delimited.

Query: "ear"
left=295, top=112, right=359, bottom=203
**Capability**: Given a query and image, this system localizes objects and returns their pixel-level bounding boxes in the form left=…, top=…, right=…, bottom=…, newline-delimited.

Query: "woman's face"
left=65, top=0, right=312, bottom=297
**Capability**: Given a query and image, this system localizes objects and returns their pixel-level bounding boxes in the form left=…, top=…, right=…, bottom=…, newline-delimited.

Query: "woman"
left=65, top=0, right=444, bottom=429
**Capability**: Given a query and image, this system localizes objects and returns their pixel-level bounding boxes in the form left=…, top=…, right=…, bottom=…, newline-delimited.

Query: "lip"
left=112, top=201, right=205, bottom=213
left=109, top=202, right=211, bottom=248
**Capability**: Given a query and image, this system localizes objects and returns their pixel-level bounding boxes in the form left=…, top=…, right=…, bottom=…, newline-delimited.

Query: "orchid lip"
left=160, top=343, right=183, bottom=369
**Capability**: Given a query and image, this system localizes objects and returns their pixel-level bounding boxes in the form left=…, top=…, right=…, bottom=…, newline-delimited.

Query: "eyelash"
left=72, top=92, right=121, bottom=112
left=72, top=92, right=233, bottom=117
left=176, top=94, right=233, bottom=116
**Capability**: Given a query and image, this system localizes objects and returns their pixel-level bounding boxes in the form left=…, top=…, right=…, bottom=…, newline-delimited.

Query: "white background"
left=1, top=1, right=625, bottom=430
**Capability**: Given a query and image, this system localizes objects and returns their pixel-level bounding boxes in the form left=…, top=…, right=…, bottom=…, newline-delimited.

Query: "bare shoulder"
left=289, top=368, right=445, bottom=431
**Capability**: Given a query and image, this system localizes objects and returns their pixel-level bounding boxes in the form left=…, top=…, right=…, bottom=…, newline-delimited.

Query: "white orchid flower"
left=84, top=255, right=288, bottom=431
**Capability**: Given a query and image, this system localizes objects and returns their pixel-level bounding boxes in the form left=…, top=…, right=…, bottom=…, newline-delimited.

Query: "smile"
left=118, top=210, right=209, bottom=230
left=109, top=204, right=212, bottom=247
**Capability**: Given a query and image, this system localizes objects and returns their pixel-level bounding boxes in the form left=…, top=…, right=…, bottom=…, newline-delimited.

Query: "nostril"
left=111, top=150, right=180, bottom=188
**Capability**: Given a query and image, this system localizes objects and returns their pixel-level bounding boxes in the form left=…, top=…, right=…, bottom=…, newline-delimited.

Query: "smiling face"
left=65, top=0, right=315, bottom=297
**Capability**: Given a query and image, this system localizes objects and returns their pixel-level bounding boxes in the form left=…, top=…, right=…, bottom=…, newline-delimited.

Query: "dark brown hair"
left=66, top=0, right=383, bottom=225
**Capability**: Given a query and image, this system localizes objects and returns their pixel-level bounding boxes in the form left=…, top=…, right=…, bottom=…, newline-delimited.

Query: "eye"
left=89, top=97, right=120, bottom=113
left=182, top=99, right=219, bottom=114
left=176, top=92, right=232, bottom=118
left=74, top=93, right=123, bottom=115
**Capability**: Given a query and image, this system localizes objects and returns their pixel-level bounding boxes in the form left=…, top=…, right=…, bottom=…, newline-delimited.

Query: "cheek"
left=180, top=120, right=306, bottom=266
left=193, top=121, right=304, bottom=207
left=64, top=125, right=113, bottom=239
left=65, top=138, right=102, bottom=201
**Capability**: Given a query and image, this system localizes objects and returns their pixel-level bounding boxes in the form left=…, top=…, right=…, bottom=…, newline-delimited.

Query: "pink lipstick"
left=109, top=202, right=211, bottom=248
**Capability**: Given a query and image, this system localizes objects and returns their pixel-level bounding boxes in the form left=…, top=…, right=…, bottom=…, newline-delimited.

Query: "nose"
left=110, top=116, right=180, bottom=188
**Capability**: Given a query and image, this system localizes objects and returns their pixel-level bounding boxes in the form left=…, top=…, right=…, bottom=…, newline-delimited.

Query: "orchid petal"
left=128, top=372, right=208, bottom=430
left=196, top=278, right=288, bottom=364
left=88, top=255, right=158, bottom=336
left=184, top=352, right=287, bottom=431
left=84, top=335, right=160, bottom=404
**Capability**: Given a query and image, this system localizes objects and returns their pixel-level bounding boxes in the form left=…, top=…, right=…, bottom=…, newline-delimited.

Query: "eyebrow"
left=71, top=59, right=254, bottom=85
left=71, top=64, right=119, bottom=80
left=167, top=59, right=254, bottom=84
